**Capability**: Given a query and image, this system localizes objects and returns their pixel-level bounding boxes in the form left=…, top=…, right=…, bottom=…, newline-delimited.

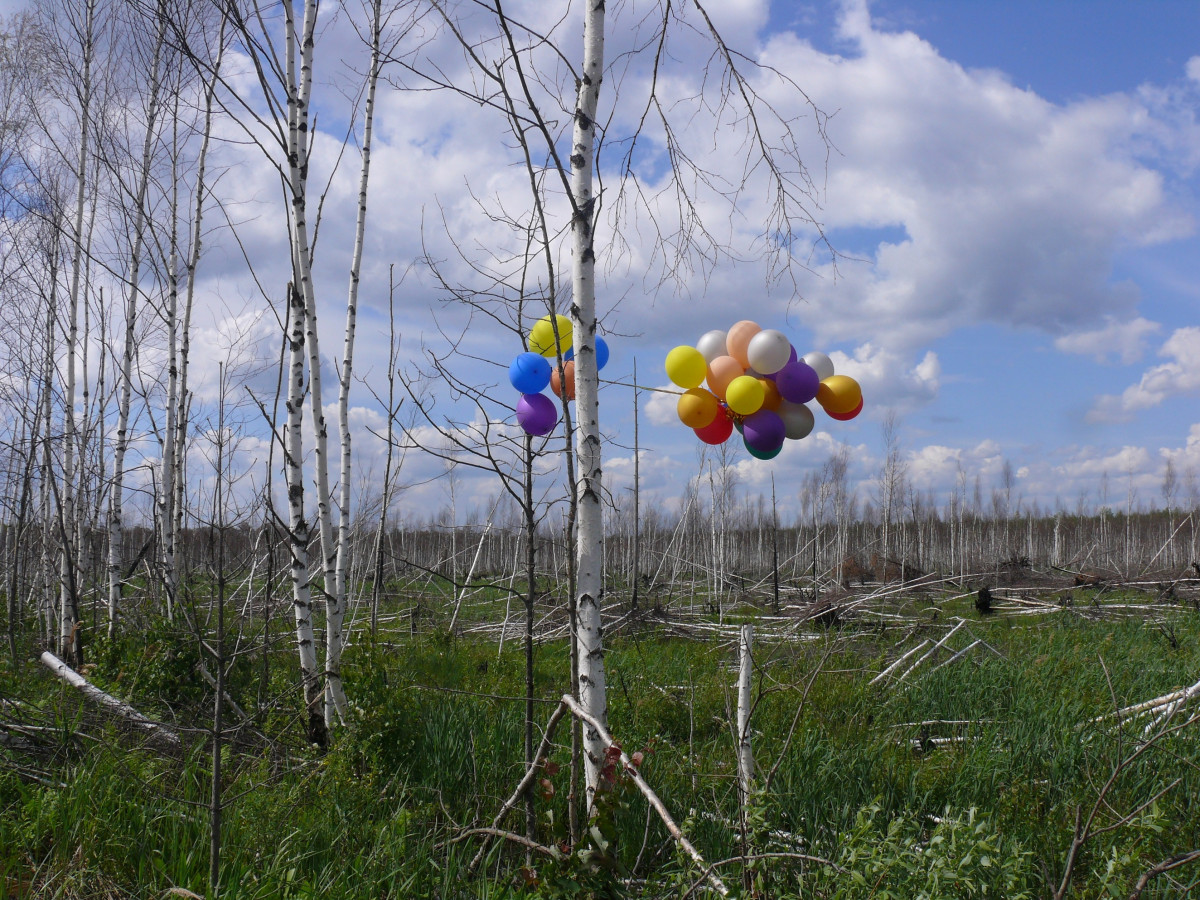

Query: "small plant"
left=520, top=743, right=646, bottom=899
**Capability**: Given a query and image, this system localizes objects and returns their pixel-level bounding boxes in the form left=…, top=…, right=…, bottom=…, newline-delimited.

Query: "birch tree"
left=105, top=1, right=167, bottom=636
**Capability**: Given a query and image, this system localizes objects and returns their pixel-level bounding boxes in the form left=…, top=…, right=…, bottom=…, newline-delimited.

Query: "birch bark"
left=327, top=0, right=384, bottom=728
left=285, top=282, right=325, bottom=747
left=568, top=0, right=608, bottom=796
left=108, top=9, right=166, bottom=637
left=59, top=0, right=96, bottom=665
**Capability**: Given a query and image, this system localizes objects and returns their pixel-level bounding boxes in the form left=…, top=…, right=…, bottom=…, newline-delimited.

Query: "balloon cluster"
left=509, top=314, right=610, bottom=436
left=664, top=320, right=863, bottom=460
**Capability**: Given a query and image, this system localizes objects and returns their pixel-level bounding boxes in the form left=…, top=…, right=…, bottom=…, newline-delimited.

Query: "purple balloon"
left=742, top=409, right=785, bottom=454
left=517, top=392, right=557, bottom=436
left=787, top=344, right=798, bottom=365
left=775, top=360, right=820, bottom=404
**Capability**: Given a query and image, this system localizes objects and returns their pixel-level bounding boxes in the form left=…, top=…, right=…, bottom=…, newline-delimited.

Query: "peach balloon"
left=725, top=320, right=761, bottom=368
left=706, top=355, right=744, bottom=399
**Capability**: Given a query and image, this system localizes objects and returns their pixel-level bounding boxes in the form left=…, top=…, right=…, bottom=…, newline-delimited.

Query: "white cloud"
left=742, top=5, right=1195, bottom=364
left=1187, top=56, right=1200, bottom=85
left=829, top=343, right=940, bottom=412
left=1087, top=326, right=1200, bottom=422
left=644, top=384, right=684, bottom=426
left=1054, top=317, right=1162, bottom=364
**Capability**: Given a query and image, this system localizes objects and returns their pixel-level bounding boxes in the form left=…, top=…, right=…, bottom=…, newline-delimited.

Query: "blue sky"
left=615, top=0, right=1200, bottom=519
left=6, top=0, right=1198, bottom=524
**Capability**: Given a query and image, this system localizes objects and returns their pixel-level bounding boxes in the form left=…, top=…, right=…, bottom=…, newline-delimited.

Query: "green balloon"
left=744, top=436, right=782, bottom=460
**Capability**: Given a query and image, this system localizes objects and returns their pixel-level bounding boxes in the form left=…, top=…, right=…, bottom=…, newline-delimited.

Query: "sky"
left=5, top=0, right=1200, bottom=526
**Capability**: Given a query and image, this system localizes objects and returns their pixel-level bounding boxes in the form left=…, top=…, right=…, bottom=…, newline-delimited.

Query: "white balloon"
left=695, top=329, right=728, bottom=363
left=802, top=351, right=834, bottom=381
left=747, top=329, right=792, bottom=375
left=778, top=402, right=815, bottom=440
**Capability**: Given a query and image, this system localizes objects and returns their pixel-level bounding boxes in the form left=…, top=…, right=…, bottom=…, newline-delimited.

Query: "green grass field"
left=3, top=584, right=1199, bottom=898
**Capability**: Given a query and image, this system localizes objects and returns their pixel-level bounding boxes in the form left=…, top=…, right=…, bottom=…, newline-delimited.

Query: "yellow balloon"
left=529, top=314, right=573, bottom=357
left=677, top=388, right=719, bottom=428
left=816, top=375, right=862, bottom=414
left=665, top=345, right=708, bottom=389
left=725, top=375, right=765, bottom=416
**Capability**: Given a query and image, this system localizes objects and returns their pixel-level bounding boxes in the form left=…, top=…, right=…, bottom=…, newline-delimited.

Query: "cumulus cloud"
left=1087, top=326, right=1200, bottom=422
left=699, top=0, right=1196, bottom=381
left=1054, top=317, right=1162, bottom=364
left=829, top=344, right=940, bottom=412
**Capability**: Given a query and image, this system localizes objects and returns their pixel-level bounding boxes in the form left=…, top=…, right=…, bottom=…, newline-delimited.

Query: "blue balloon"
left=596, top=336, right=610, bottom=370
left=509, top=352, right=552, bottom=394
left=563, top=338, right=607, bottom=368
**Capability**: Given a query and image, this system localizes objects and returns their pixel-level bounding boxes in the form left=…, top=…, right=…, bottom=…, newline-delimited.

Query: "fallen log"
left=39, top=651, right=181, bottom=749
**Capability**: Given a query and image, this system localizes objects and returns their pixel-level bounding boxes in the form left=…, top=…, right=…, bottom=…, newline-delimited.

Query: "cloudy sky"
left=8, top=0, right=1198, bottom=525
left=191, top=0, right=1200, bottom=523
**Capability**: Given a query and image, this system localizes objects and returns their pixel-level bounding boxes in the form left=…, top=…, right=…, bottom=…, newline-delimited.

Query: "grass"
left=3, top=586, right=1200, bottom=897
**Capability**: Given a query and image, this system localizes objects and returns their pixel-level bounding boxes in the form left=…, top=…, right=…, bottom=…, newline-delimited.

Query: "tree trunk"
left=569, top=0, right=608, bottom=800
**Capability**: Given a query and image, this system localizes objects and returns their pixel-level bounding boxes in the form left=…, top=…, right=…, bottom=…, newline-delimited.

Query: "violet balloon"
left=775, top=360, right=820, bottom=404
left=742, top=408, right=785, bottom=454
left=516, top=392, right=557, bottom=436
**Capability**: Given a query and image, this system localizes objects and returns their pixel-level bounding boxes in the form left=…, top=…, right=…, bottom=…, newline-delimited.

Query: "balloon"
left=677, top=387, right=719, bottom=428
left=665, top=345, right=707, bottom=389
left=529, top=314, right=573, bottom=357
left=747, top=329, right=792, bottom=375
left=778, top=401, right=815, bottom=439
left=726, top=320, right=761, bottom=367
left=743, top=409, right=785, bottom=454
left=775, top=360, right=820, bottom=404
left=695, top=329, right=728, bottom=363
left=517, top=392, right=557, bottom=436
left=745, top=438, right=782, bottom=461
left=595, top=336, right=610, bottom=370
left=564, top=346, right=574, bottom=361
left=802, top=351, right=834, bottom=381
left=827, top=398, right=864, bottom=421
left=725, top=375, right=765, bottom=416
left=695, top=409, right=734, bottom=444
left=816, top=374, right=862, bottom=414
left=509, top=352, right=552, bottom=394
left=706, top=355, right=744, bottom=399
left=551, top=360, right=576, bottom=400
left=759, top=378, right=782, bottom=411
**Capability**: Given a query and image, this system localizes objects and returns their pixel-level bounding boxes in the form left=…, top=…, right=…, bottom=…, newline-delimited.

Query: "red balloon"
left=827, top=398, right=863, bottom=421
left=694, top=408, right=734, bottom=444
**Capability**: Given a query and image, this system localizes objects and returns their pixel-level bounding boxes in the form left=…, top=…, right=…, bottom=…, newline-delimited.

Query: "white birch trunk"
left=326, top=0, right=383, bottom=728
left=569, top=0, right=608, bottom=797
left=108, top=12, right=165, bottom=637
left=279, top=0, right=343, bottom=728
left=285, top=281, right=324, bottom=746
left=59, top=0, right=96, bottom=664
left=736, top=624, right=754, bottom=801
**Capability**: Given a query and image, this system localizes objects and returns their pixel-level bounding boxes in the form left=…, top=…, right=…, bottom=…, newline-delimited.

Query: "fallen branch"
left=681, top=852, right=845, bottom=900
left=466, top=693, right=728, bottom=896
left=1127, top=847, right=1200, bottom=899
left=39, top=651, right=180, bottom=749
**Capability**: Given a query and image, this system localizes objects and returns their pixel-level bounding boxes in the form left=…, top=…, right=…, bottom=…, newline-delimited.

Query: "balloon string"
left=599, top=377, right=684, bottom=396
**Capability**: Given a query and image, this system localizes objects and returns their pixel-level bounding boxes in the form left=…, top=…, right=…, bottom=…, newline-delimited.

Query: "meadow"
left=3, top=561, right=1200, bottom=899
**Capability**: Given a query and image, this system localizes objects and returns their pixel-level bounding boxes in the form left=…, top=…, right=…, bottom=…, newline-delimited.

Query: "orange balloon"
left=677, top=387, right=719, bottom=428
left=706, top=355, right=744, bottom=400
left=816, top=374, right=861, bottom=414
left=759, top=378, right=782, bottom=411
left=551, top=360, right=576, bottom=400
left=725, top=320, right=761, bottom=368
